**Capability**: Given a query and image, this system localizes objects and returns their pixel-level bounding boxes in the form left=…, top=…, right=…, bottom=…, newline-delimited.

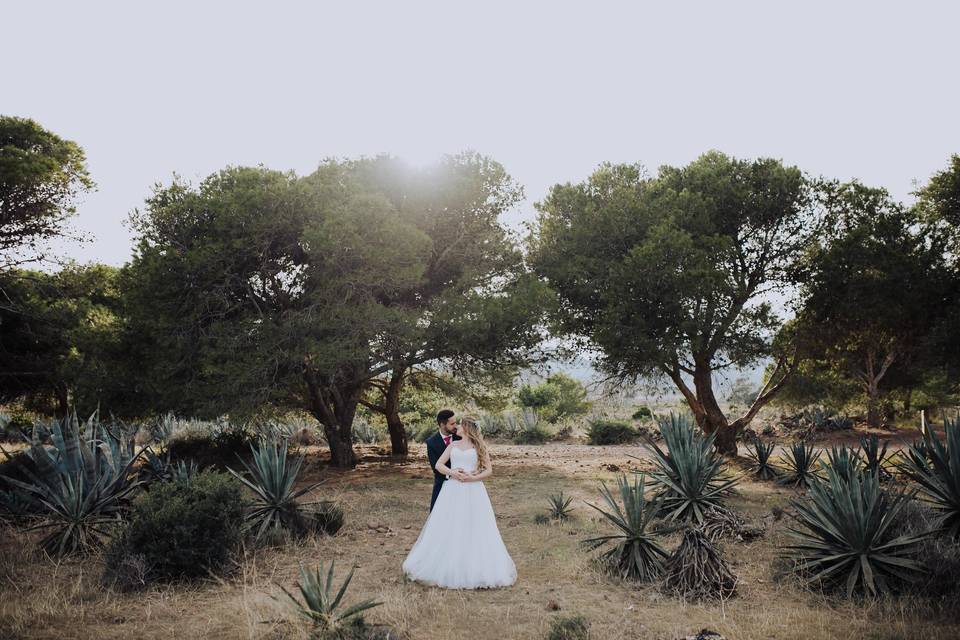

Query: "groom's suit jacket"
left=426, top=431, right=460, bottom=511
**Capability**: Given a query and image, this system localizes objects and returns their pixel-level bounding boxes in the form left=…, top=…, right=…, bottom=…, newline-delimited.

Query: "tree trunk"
left=865, top=379, right=882, bottom=429
left=304, top=368, right=361, bottom=468
left=55, top=384, right=69, bottom=423
left=384, top=368, right=408, bottom=456
left=691, top=359, right=738, bottom=456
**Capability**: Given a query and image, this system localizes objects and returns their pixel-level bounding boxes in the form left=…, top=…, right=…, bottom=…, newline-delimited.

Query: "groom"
left=426, top=409, right=459, bottom=511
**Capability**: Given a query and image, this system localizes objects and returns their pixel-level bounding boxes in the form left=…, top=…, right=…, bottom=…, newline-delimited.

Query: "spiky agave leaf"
left=547, top=491, right=574, bottom=520
left=583, top=473, right=668, bottom=581
left=779, top=441, right=822, bottom=489
left=783, top=465, right=926, bottom=598
left=898, top=415, right=960, bottom=538
left=0, top=414, right=141, bottom=555
left=278, top=560, right=382, bottom=630
left=745, top=437, right=779, bottom=481
left=640, top=413, right=739, bottom=523
left=859, top=434, right=893, bottom=480
left=228, top=439, right=322, bottom=540
left=822, top=445, right=862, bottom=481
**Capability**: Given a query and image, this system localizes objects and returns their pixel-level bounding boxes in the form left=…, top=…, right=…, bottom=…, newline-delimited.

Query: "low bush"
left=631, top=406, right=652, bottom=420
left=309, top=500, right=345, bottom=536
left=514, top=424, right=551, bottom=445
left=104, top=471, right=245, bottom=585
left=586, top=420, right=637, bottom=445
left=166, top=427, right=256, bottom=470
left=545, top=615, right=590, bottom=640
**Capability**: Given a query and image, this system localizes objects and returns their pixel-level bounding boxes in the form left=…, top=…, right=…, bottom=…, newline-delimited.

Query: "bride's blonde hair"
left=458, top=415, right=489, bottom=473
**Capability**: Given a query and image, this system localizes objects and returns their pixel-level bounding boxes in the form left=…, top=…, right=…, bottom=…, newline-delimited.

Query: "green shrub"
left=782, top=464, right=926, bottom=597
left=546, top=615, right=590, bottom=640
left=586, top=420, right=637, bottom=445
left=518, top=373, right=591, bottom=423
left=514, top=424, right=551, bottom=445
left=631, top=406, right=653, bottom=421
left=166, top=426, right=255, bottom=470
left=106, top=471, right=245, bottom=583
left=644, top=413, right=738, bottom=523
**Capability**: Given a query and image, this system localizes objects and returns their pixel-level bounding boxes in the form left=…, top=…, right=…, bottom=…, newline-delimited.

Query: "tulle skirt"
left=402, top=479, right=517, bottom=589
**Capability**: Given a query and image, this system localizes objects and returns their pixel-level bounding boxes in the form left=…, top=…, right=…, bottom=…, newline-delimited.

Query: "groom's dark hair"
left=436, top=409, right=455, bottom=426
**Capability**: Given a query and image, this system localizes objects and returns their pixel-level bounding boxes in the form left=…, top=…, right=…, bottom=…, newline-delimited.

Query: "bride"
left=402, top=416, right=517, bottom=589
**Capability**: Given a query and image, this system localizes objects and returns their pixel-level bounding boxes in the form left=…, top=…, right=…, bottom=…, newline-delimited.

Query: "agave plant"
left=745, top=437, right=779, bottom=480
left=583, top=473, right=669, bottom=581
left=859, top=434, right=893, bottom=480
left=227, top=439, right=322, bottom=540
left=822, top=445, right=862, bottom=481
left=641, top=413, right=738, bottom=523
left=779, top=441, right=822, bottom=489
left=547, top=491, right=574, bottom=521
left=783, top=464, right=926, bottom=597
left=279, top=560, right=382, bottom=630
left=898, top=415, right=960, bottom=538
left=0, top=409, right=143, bottom=555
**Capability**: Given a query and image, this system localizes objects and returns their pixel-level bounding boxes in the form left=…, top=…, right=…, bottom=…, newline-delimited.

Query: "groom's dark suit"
left=426, top=431, right=459, bottom=511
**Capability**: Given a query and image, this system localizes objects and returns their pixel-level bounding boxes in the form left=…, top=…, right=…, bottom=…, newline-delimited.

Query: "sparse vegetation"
left=546, top=615, right=590, bottom=640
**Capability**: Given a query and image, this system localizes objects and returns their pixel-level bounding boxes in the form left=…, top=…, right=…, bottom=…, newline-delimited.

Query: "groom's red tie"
left=443, top=435, right=451, bottom=446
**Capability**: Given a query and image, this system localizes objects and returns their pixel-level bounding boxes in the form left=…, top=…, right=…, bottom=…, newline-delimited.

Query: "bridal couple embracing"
left=401, top=409, right=517, bottom=589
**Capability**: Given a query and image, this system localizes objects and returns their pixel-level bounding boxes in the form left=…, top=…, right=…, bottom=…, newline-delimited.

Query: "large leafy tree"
left=793, top=183, right=949, bottom=427
left=530, top=152, right=824, bottom=454
left=0, top=116, right=94, bottom=269
left=0, top=264, right=124, bottom=419
left=123, top=154, right=545, bottom=467
left=346, top=156, right=549, bottom=454
left=914, top=155, right=960, bottom=391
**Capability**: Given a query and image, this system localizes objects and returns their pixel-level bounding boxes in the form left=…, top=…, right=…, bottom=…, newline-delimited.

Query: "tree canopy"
left=530, top=151, right=825, bottom=452
left=122, top=154, right=547, bottom=466
left=0, top=116, right=94, bottom=269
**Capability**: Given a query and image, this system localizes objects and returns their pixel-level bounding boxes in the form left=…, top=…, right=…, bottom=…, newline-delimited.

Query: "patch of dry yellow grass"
left=1, top=443, right=958, bottom=640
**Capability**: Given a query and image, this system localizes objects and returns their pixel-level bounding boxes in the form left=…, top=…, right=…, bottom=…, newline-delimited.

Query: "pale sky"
left=4, top=0, right=959, bottom=268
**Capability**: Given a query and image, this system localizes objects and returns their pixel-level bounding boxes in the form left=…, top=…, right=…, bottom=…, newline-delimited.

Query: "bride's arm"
left=435, top=445, right=463, bottom=479
left=466, top=452, right=493, bottom=481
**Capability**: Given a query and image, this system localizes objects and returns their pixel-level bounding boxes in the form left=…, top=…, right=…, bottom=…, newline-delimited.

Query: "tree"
left=0, top=116, right=94, bottom=269
left=0, top=264, right=124, bottom=419
left=794, top=183, right=948, bottom=427
left=530, top=152, right=824, bottom=454
left=123, top=155, right=546, bottom=467
left=345, top=155, right=549, bottom=455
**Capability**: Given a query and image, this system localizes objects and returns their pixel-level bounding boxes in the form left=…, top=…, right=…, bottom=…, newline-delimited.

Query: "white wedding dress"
left=402, top=446, right=517, bottom=589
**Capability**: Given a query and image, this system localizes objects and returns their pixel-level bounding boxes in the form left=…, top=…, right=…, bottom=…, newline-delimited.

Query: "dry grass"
left=1, top=442, right=959, bottom=640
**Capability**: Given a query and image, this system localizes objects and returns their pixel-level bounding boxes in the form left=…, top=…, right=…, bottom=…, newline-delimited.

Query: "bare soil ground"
left=1, top=436, right=958, bottom=640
